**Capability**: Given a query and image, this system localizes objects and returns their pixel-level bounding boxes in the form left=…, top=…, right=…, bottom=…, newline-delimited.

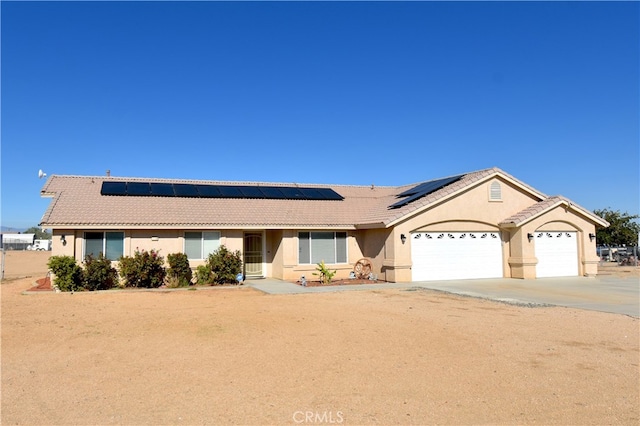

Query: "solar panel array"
left=389, top=175, right=464, bottom=209
left=100, top=181, right=344, bottom=201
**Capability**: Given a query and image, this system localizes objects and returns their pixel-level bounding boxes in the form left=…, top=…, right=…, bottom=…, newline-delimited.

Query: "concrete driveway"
left=248, top=275, right=639, bottom=317
left=412, top=275, right=640, bottom=317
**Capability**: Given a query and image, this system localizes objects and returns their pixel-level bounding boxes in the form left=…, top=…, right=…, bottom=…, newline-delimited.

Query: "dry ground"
left=1, top=252, right=638, bottom=425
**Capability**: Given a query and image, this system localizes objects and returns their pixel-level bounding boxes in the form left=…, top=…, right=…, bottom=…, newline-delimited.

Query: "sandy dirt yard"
left=1, top=252, right=638, bottom=425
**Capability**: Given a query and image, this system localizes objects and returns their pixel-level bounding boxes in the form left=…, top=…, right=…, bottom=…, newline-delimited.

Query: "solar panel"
left=238, top=186, right=266, bottom=198
left=259, top=186, right=286, bottom=199
left=100, top=181, right=344, bottom=201
left=299, top=187, right=324, bottom=200
left=127, top=182, right=151, bottom=196
left=218, top=186, right=244, bottom=197
left=279, top=187, right=306, bottom=199
left=150, top=183, right=175, bottom=196
left=101, top=181, right=127, bottom=196
left=396, top=175, right=464, bottom=197
left=173, top=183, right=199, bottom=197
left=195, top=185, right=221, bottom=197
left=315, top=187, right=345, bottom=201
left=390, top=175, right=464, bottom=209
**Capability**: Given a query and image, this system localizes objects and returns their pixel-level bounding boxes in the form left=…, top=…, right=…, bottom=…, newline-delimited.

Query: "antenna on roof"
left=38, top=169, right=47, bottom=179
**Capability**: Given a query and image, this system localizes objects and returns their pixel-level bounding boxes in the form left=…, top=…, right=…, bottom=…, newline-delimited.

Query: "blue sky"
left=1, top=1, right=638, bottom=230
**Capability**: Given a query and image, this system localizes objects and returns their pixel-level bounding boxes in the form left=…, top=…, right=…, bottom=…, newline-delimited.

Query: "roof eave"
left=354, top=222, right=386, bottom=229
left=38, top=223, right=358, bottom=230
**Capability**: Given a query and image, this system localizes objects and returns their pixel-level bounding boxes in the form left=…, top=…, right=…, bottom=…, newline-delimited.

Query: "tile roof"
left=499, top=196, right=609, bottom=228
left=39, top=167, right=605, bottom=229
left=39, top=175, right=399, bottom=229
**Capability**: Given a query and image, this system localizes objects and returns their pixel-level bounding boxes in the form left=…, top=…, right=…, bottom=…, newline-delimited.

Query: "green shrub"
left=167, top=252, right=192, bottom=287
left=82, top=253, right=119, bottom=291
left=118, top=249, right=166, bottom=288
left=206, top=245, right=243, bottom=285
left=48, top=255, right=83, bottom=292
left=194, top=264, right=215, bottom=285
left=313, top=260, right=336, bottom=284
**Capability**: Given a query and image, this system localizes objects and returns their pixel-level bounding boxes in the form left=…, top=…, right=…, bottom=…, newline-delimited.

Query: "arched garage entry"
left=410, top=231, right=504, bottom=281
left=534, top=231, right=579, bottom=277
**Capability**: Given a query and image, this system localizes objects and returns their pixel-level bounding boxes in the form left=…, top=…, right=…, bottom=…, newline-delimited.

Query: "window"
left=185, top=231, right=220, bottom=259
left=84, top=232, right=124, bottom=260
left=299, top=232, right=347, bottom=264
left=489, top=181, right=502, bottom=201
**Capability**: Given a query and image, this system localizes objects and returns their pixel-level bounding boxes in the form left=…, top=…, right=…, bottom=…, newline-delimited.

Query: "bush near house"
left=48, top=249, right=243, bottom=290
left=195, top=264, right=215, bottom=285
left=83, top=253, right=119, bottom=291
left=47, top=254, right=118, bottom=292
left=166, top=252, right=193, bottom=288
left=48, top=255, right=83, bottom=292
left=118, top=249, right=166, bottom=288
left=206, top=245, right=243, bottom=285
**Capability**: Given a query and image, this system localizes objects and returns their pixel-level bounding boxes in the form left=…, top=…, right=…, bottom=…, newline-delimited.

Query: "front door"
left=244, top=232, right=263, bottom=277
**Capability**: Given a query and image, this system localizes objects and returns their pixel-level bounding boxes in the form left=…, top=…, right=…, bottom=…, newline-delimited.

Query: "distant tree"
left=24, top=227, right=51, bottom=240
left=593, top=209, right=640, bottom=246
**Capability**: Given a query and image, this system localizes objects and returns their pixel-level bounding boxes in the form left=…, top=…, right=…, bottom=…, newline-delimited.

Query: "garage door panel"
left=535, top=232, right=578, bottom=277
left=411, top=232, right=503, bottom=281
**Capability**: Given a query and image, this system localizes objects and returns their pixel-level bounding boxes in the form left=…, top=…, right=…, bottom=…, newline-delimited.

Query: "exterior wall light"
left=589, top=233, right=596, bottom=242
left=60, top=235, right=67, bottom=246
left=400, top=234, right=407, bottom=244
left=527, top=233, right=534, bottom=242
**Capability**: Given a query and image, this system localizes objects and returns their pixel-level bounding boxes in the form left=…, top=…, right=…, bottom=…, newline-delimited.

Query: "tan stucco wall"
left=56, top=229, right=246, bottom=268
left=509, top=206, right=600, bottom=278
left=280, top=231, right=364, bottom=282
left=52, top=230, right=76, bottom=258
left=265, top=230, right=282, bottom=278
left=383, top=177, right=540, bottom=281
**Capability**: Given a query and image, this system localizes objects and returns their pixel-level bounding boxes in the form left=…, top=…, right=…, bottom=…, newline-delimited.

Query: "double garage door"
left=411, top=232, right=503, bottom=281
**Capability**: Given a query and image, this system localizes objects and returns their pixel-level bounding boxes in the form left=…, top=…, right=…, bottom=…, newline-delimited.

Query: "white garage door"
left=535, top=232, right=578, bottom=277
left=411, top=232, right=503, bottom=281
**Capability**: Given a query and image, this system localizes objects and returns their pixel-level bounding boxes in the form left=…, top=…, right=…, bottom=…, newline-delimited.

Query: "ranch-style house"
left=39, top=167, right=608, bottom=282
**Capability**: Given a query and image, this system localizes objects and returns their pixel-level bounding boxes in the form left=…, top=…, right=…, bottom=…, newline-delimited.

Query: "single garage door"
left=535, top=231, right=579, bottom=278
left=411, top=232, right=503, bottom=281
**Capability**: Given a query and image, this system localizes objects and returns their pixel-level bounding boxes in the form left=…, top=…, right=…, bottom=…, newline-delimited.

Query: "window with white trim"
left=84, top=231, right=124, bottom=260
left=185, top=231, right=220, bottom=260
left=489, top=181, right=502, bottom=201
left=298, top=231, right=347, bottom=264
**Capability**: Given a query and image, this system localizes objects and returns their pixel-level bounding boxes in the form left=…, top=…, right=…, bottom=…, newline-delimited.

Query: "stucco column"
left=382, top=229, right=412, bottom=282
left=281, top=230, right=297, bottom=280
left=582, top=231, right=600, bottom=277
left=507, top=228, right=537, bottom=279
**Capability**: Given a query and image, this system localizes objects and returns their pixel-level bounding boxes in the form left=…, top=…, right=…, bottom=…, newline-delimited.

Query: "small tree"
left=206, top=245, right=243, bottom=285
left=167, top=252, right=192, bottom=287
left=48, top=256, right=82, bottom=292
left=594, top=208, right=640, bottom=246
left=118, top=249, right=166, bottom=288
left=83, top=253, right=119, bottom=291
left=313, top=260, right=336, bottom=285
